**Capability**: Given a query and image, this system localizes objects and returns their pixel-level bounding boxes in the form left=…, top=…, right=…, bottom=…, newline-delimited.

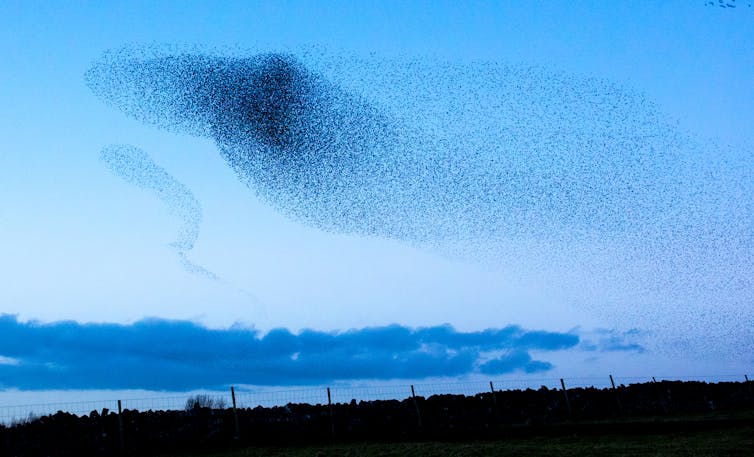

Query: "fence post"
left=609, top=374, right=624, bottom=417
left=231, top=386, right=240, bottom=440
left=560, top=378, right=572, bottom=417
left=652, top=376, right=669, bottom=414
left=411, top=385, right=422, bottom=428
left=117, top=400, right=125, bottom=455
left=489, top=381, right=500, bottom=424
left=327, top=387, right=335, bottom=438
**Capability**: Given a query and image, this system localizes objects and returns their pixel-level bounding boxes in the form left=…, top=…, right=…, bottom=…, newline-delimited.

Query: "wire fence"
left=1, top=373, right=750, bottom=426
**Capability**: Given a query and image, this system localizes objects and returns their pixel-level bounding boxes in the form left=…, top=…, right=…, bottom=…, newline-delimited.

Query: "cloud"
left=0, top=355, right=20, bottom=366
left=579, top=328, right=646, bottom=353
left=0, top=315, right=584, bottom=390
left=479, top=350, right=552, bottom=375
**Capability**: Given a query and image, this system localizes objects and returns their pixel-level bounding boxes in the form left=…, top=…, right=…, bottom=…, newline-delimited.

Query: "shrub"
left=185, top=394, right=227, bottom=411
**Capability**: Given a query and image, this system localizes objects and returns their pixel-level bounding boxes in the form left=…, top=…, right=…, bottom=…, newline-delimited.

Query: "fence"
left=0, top=373, right=750, bottom=426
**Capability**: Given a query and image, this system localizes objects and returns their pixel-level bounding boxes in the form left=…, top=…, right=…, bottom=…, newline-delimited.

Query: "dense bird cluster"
left=86, top=49, right=701, bottom=246
left=86, top=46, right=753, bottom=356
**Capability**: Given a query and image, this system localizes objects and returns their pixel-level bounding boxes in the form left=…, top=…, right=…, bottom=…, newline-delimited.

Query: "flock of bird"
left=86, top=45, right=753, bottom=357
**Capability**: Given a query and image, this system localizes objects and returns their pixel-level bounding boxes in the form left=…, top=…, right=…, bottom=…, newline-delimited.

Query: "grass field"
left=162, top=426, right=754, bottom=457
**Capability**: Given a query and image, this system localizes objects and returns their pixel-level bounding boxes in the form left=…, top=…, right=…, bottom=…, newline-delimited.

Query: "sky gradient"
left=0, top=1, right=752, bottom=393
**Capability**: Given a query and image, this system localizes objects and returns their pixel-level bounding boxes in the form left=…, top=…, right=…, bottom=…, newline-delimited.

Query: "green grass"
left=163, top=426, right=754, bottom=457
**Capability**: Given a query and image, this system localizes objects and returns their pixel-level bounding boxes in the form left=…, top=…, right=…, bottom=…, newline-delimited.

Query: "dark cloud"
left=0, top=315, right=581, bottom=390
left=479, top=350, right=553, bottom=375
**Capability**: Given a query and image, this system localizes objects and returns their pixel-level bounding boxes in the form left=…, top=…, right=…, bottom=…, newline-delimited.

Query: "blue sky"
left=0, top=1, right=752, bottom=392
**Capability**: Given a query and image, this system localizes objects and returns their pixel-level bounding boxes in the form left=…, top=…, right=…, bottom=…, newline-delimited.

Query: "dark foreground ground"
left=2, top=380, right=753, bottom=456
left=162, top=424, right=754, bottom=457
